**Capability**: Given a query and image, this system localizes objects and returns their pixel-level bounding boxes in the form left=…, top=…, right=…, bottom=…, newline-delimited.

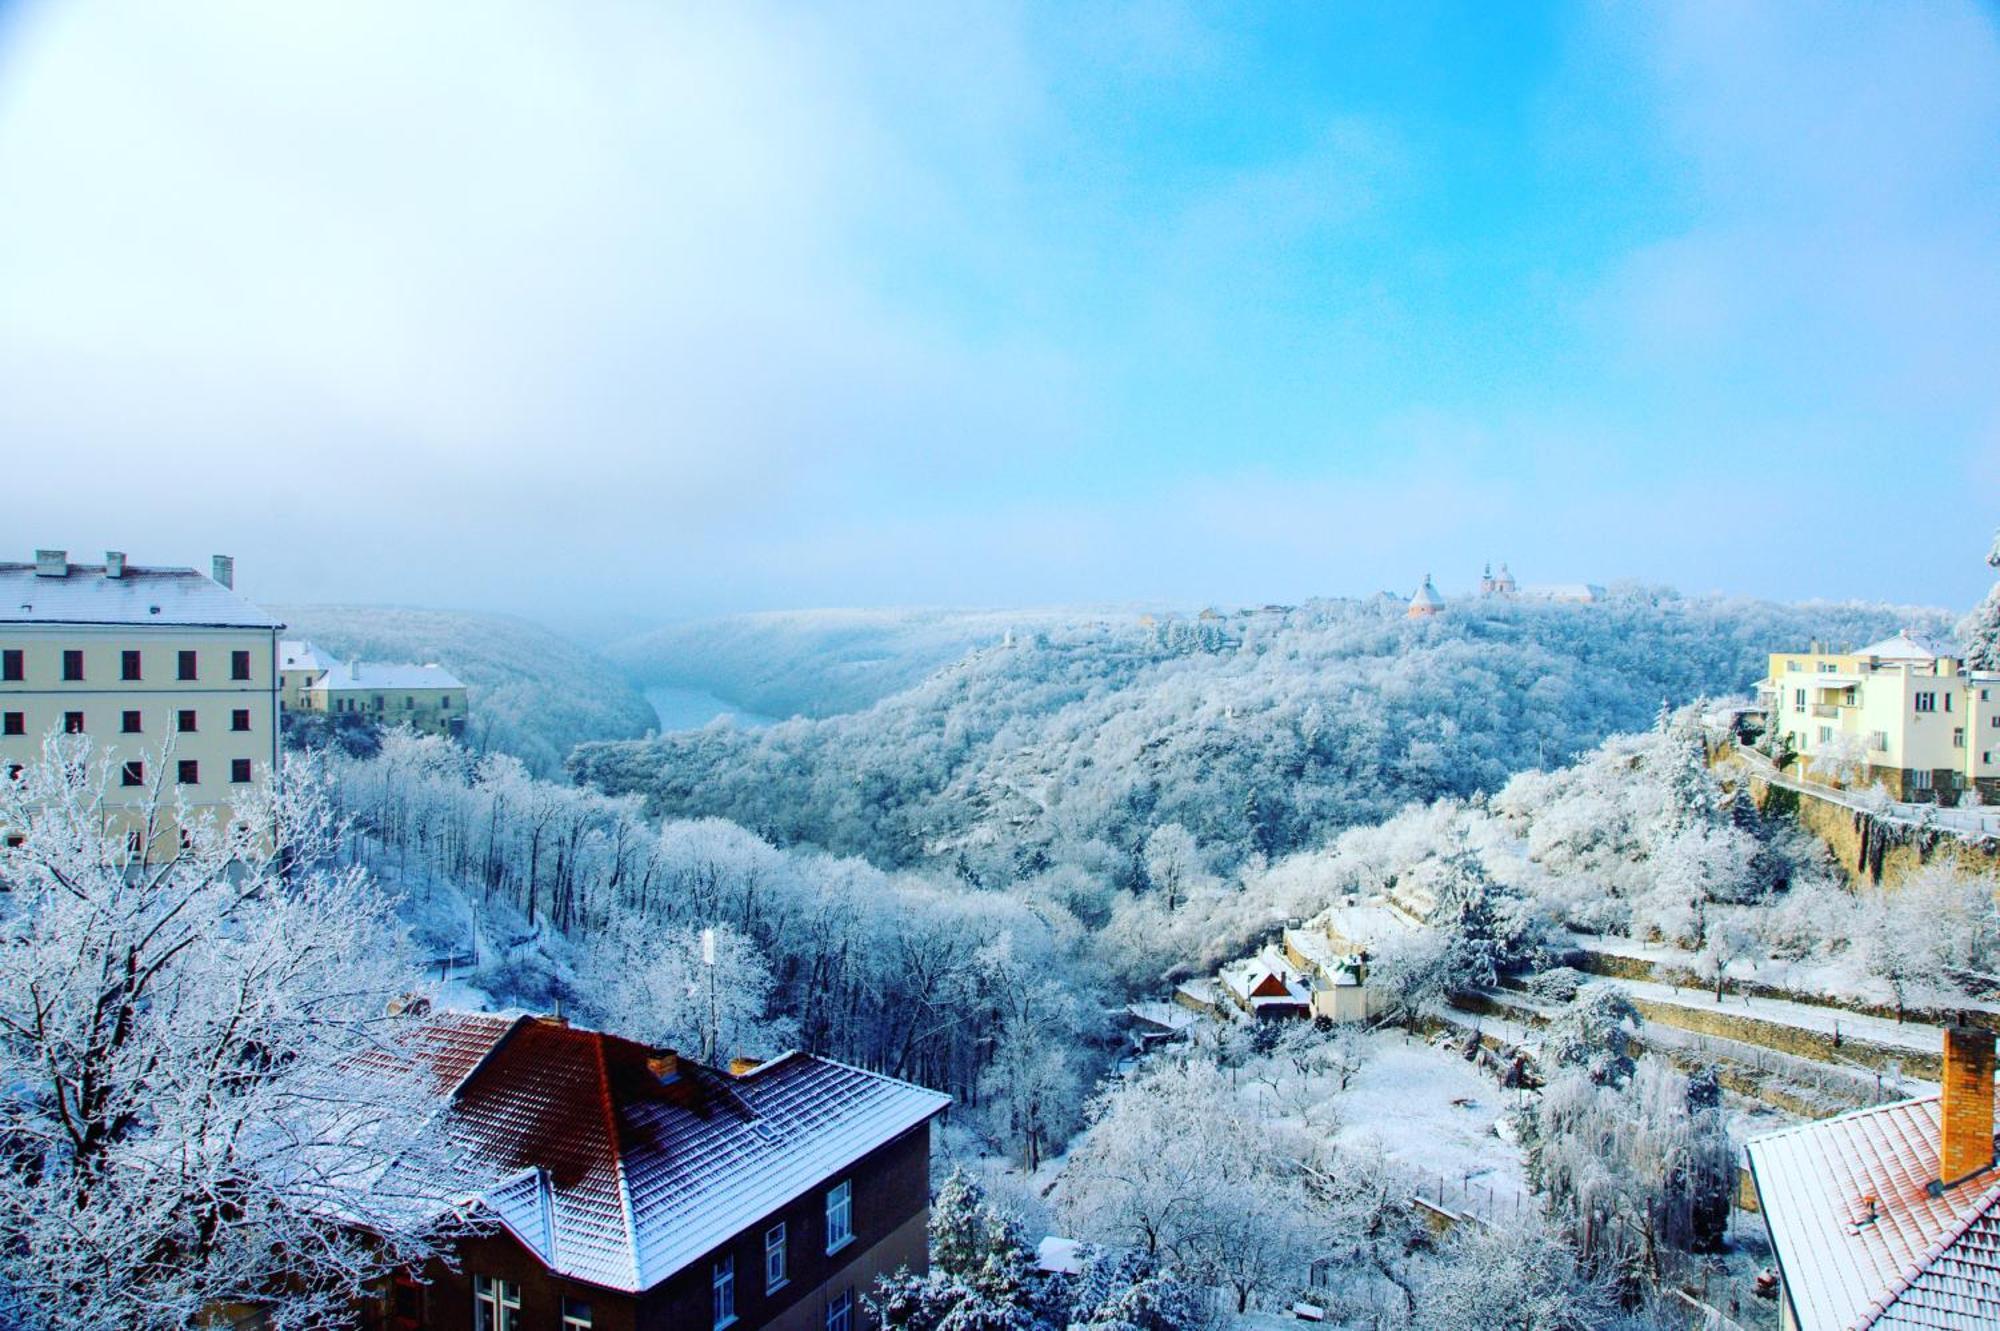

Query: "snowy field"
left=1333, top=1032, right=1531, bottom=1221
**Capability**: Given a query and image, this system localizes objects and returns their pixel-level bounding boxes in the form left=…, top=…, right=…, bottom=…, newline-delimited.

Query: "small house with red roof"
left=368, top=1011, right=950, bottom=1331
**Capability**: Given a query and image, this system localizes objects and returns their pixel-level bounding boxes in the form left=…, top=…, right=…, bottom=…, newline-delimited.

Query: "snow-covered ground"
left=1580, top=932, right=2000, bottom=1022
left=1333, top=1032, right=1531, bottom=1221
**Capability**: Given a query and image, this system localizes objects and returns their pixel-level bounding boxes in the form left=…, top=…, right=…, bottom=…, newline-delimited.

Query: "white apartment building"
left=1760, top=631, right=2000, bottom=803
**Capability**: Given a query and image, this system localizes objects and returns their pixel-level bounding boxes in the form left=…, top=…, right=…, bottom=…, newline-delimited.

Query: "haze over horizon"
left=4, top=1, right=1996, bottom=620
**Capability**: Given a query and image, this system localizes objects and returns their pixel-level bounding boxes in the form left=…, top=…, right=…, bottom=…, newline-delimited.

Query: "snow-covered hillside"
left=575, top=592, right=1939, bottom=882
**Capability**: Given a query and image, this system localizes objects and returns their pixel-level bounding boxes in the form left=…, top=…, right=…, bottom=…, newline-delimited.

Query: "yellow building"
left=278, top=638, right=337, bottom=712
left=298, top=654, right=467, bottom=738
left=1760, top=631, right=2000, bottom=803
left=0, top=548, right=282, bottom=847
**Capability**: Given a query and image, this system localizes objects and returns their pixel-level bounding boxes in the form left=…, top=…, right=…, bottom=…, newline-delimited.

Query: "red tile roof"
left=1747, top=1089, right=2000, bottom=1331
left=404, top=1014, right=950, bottom=1293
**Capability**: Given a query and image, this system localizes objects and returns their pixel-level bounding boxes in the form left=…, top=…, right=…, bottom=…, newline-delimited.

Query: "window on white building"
left=1954, top=728, right=1965, bottom=749
left=472, top=1276, right=521, bottom=1331
left=1916, top=692, right=1938, bottom=713
left=1817, top=726, right=1833, bottom=744
left=826, top=1179, right=853, bottom=1253
left=1793, top=688, right=1806, bottom=713
left=1912, top=770, right=1934, bottom=791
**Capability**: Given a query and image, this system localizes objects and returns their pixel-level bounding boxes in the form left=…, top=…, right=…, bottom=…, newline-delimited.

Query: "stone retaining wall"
left=1623, top=993, right=1941, bottom=1081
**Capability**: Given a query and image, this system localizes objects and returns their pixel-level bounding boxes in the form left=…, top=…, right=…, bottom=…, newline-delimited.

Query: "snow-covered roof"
left=1126, top=1002, right=1198, bottom=1032
left=1407, top=576, right=1445, bottom=612
left=1217, top=955, right=1310, bottom=1007
left=1521, top=583, right=1606, bottom=602
left=1284, top=927, right=1346, bottom=973
left=1857, top=631, right=1945, bottom=664
left=311, top=659, right=466, bottom=692
left=1036, top=1236, right=1086, bottom=1276
left=279, top=639, right=338, bottom=673
left=0, top=561, right=282, bottom=629
left=1175, top=978, right=1218, bottom=1007
left=1746, top=1088, right=2000, bottom=1331
left=1320, top=899, right=1417, bottom=950
left=412, top=1013, right=950, bottom=1293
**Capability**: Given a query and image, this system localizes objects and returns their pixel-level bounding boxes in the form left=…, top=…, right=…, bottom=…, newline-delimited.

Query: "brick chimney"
left=210, top=554, right=234, bottom=589
left=33, top=548, right=66, bottom=578
left=1940, top=1021, right=1995, bottom=1188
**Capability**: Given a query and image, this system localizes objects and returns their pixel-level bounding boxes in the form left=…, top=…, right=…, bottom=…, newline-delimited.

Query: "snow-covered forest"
left=574, top=592, right=1931, bottom=881
left=9, top=586, right=1993, bottom=1329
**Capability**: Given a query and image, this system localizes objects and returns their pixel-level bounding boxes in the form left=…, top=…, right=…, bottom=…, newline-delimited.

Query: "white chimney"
left=34, top=549, right=66, bottom=578
left=211, top=555, right=234, bottom=589
left=104, top=551, right=125, bottom=579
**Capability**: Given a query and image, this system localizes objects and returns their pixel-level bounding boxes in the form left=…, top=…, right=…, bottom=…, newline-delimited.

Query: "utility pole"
left=701, top=926, right=718, bottom=1064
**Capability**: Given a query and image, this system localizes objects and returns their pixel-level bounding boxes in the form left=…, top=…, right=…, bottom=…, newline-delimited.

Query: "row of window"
left=468, top=1275, right=852, bottom=1331
left=3, top=707, right=255, bottom=737
left=326, top=693, right=452, bottom=712
left=116, top=758, right=257, bottom=786
left=0, top=647, right=255, bottom=684
left=715, top=1179, right=853, bottom=1328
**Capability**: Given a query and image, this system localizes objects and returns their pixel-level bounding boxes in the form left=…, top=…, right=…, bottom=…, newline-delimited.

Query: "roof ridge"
left=1850, top=1174, right=2000, bottom=1331
left=591, top=1027, right=644, bottom=1291
left=445, top=1013, right=533, bottom=1100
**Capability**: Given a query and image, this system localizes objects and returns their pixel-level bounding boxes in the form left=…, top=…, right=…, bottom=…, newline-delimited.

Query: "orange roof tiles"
left=1747, top=1089, right=2000, bottom=1331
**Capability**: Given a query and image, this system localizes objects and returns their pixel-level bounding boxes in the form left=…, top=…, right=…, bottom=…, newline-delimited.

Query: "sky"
left=1, top=0, right=1997, bottom=624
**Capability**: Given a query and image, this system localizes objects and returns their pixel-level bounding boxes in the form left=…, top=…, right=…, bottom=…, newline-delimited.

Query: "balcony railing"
left=1811, top=704, right=1839, bottom=718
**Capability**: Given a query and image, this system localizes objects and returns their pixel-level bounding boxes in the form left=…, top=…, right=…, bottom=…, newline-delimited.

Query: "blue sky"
left=1, top=1, right=1996, bottom=619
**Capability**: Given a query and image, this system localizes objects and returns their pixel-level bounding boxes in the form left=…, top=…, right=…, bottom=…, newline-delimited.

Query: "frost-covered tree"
left=1413, top=1220, right=1617, bottom=1331
left=1142, top=823, right=1201, bottom=912
left=1810, top=731, right=1873, bottom=790
left=1061, top=1059, right=1317, bottom=1315
left=1527, top=1062, right=1738, bottom=1287
left=1061, top=1247, right=1204, bottom=1330
left=1960, top=530, right=2000, bottom=671
left=871, top=1170, right=1049, bottom=1330
left=1541, top=984, right=1640, bottom=1087
left=976, top=952, right=1089, bottom=1171
left=1859, top=864, right=2000, bottom=1019
left=0, top=739, right=481, bottom=1331
left=575, top=914, right=794, bottom=1063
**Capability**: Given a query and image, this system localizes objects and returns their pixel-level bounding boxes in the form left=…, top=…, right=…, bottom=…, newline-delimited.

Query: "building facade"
left=1760, top=632, right=2000, bottom=803
left=278, top=639, right=337, bottom=712
left=363, top=1012, right=949, bottom=1331
left=286, top=643, right=468, bottom=738
left=0, top=549, right=282, bottom=849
